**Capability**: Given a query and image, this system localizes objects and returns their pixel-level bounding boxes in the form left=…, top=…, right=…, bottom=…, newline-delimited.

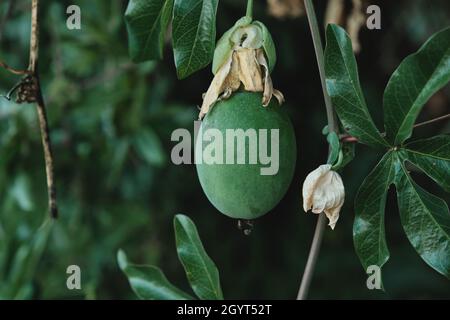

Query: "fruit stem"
left=297, top=0, right=339, bottom=300
left=246, top=0, right=254, bottom=20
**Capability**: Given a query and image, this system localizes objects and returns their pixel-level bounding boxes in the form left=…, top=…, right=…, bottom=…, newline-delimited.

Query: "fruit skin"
left=196, top=92, right=297, bottom=219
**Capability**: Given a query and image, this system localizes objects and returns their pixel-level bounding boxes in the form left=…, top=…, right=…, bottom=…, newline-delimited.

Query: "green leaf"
left=117, top=250, right=193, bottom=300
left=383, top=27, right=450, bottom=145
left=0, top=223, right=6, bottom=281
left=173, top=214, right=223, bottom=300
left=324, top=24, right=388, bottom=148
left=332, top=142, right=355, bottom=171
left=125, top=0, right=174, bottom=62
left=354, top=152, right=395, bottom=274
left=172, top=0, right=219, bottom=79
left=394, top=161, right=450, bottom=278
left=403, top=135, right=450, bottom=192
left=252, top=21, right=276, bottom=73
left=340, top=141, right=355, bottom=169
left=5, top=220, right=53, bottom=299
left=10, top=173, right=34, bottom=211
left=133, top=128, right=166, bottom=167
left=326, top=132, right=340, bottom=165
left=212, top=16, right=251, bottom=74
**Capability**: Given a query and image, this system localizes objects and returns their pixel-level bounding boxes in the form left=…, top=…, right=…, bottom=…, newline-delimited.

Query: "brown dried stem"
left=0, top=60, right=30, bottom=75
left=28, top=0, right=58, bottom=218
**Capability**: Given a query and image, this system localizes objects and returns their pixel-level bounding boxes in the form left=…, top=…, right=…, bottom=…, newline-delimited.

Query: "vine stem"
left=297, top=0, right=339, bottom=300
left=246, top=0, right=254, bottom=20
left=29, top=0, right=58, bottom=218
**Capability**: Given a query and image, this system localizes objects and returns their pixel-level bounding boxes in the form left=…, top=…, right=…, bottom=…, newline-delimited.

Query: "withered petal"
left=199, top=54, right=234, bottom=119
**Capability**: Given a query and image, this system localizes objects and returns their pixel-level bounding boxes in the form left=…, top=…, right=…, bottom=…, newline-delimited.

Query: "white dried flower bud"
left=302, top=164, right=345, bottom=230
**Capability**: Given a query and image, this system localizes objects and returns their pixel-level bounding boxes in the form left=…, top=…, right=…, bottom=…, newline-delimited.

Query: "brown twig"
left=28, top=0, right=58, bottom=218
left=340, top=113, right=450, bottom=143
left=0, top=60, right=30, bottom=75
left=412, top=113, right=450, bottom=129
left=1, top=2, right=57, bottom=218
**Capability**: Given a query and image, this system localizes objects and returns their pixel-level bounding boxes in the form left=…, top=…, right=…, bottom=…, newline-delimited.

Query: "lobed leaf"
left=394, top=160, right=450, bottom=278
left=403, top=135, right=450, bottom=192
left=383, top=27, right=450, bottom=145
left=353, top=152, right=395, bottom=276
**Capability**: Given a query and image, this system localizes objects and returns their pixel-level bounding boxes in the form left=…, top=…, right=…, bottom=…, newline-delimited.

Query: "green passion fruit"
left=195, top=92, right=297, bottom=219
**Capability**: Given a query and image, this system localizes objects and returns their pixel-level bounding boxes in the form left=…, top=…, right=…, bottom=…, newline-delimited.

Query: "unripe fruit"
left=196, top=92, right=296, bottom=219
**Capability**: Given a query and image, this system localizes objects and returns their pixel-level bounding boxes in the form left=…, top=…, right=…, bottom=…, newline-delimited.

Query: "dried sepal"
left=221, top=52, right=241, bottom=96
left=257, top=49, right=284, bottom=106
left=199, top=23, right=284, bottom=119
left=236, top=48, right=264, bottom=92
left=199, top=54, right=234, bottom=119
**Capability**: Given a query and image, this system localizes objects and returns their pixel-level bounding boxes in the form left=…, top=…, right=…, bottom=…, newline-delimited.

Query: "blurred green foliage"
left=0, top=0, right=449, bottom=299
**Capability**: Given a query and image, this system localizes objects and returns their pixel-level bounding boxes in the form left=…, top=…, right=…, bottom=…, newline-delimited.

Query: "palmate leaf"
left=394, top=158, right=450, bottom=278
left=117, top=250, right=193, bottom=300
left=125, top=0, right=174, bottom=62
left=353, top=152, right=395, bottom=275
left=324, top=24, right=388, bottom=148
left=174, top=214, right=223, bottom=300
left=383, top=27, right=450, bottom=145
left=403, top=135, right=450, bottom=192
left=326, top=22, right=450, bottom=282
left=172, top=0, right=219, bottom=79
left=353, top=147, right=450, bottom=280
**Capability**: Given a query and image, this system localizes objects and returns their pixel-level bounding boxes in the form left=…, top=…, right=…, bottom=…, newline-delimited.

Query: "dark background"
left=0, top=0, right=449, bottom=299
